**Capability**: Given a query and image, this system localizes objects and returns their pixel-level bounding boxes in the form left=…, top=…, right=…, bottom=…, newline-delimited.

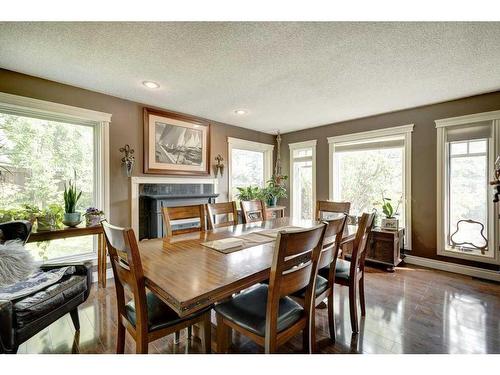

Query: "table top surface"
left=139, top=217, right=355, bottom=317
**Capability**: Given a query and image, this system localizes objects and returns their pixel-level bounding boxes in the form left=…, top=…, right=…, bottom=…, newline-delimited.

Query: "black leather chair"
left=0, top=221, right=92, bottom=354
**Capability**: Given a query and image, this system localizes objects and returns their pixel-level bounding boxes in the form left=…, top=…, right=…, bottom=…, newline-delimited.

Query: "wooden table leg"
left=97, top=233, right=107, bottom=288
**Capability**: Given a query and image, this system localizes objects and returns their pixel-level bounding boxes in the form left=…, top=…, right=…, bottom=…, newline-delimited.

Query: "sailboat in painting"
left=155, top=122, right=203, bottom=165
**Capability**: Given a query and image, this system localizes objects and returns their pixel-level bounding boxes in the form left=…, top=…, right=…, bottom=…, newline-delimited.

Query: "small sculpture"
left=120, top=144, right=135, bottom=177
left=214, top=154, right=224, bottom=177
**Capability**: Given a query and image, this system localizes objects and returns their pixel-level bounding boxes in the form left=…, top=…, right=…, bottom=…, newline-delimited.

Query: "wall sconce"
left=214, top=154, right=224, bottom=177
left=120, top=144, right=135, bottom=177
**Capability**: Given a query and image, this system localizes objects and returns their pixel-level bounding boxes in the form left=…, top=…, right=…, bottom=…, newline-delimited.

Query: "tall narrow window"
left=436, top=115, right=499, bottom=264
left=289, top=140, right=316, bottom=221
left=228, top=137, right=273, bottom=201
left=329, top=125, right=413, bottom=248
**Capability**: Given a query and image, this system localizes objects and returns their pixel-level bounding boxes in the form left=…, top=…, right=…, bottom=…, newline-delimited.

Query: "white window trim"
left=0, top=91, right=111, bottom=262
left=227, top=137, right=274, bottom=201
left=289, top=140, right=317, bottom=221
left=435, top=110, right=500, bottom=265
left=328, top=124, right=413, bottom=250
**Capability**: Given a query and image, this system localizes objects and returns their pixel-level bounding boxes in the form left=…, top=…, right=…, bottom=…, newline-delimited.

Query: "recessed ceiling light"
left=142, top=81, right=160, bottom=89
left=234, top=109, right=247, bottom=115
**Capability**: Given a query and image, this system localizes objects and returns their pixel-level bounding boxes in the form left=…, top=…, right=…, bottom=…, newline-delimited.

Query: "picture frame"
left=143, top=108, right=210, bottom=175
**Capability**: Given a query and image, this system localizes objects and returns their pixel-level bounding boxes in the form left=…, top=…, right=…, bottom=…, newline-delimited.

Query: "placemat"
left=202, top=232, right=274, bottom=254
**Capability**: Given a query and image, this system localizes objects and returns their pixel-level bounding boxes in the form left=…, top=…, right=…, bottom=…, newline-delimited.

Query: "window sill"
left=437, top=247, right=499, bottom=265
left=41, top=252, right=97, bottom=266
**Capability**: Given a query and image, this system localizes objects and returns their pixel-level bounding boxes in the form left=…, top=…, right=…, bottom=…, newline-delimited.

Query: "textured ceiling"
left=1, top=22, right=500, bottom=134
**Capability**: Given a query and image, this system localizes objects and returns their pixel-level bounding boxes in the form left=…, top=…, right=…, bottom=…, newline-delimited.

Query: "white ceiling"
left=1, top=22, right=500, bottom=134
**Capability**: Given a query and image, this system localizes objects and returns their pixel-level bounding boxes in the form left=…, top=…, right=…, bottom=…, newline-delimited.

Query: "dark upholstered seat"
left=125, top=291, right=208, bottom=332
left=319, top=259, right=351, bottom=280
left=214, top=284, right=304, bottom=337
left=292, top=275, right=328, bottom=299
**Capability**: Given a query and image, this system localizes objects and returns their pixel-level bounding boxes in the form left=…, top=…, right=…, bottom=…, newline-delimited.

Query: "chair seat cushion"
left=125, top=291, right=207, bottom=332
left=292, top=275, right=329, bottom=299
left=13, top=275, right=87, bottom=329
left=214, top=284, right=304, bottom=337
left=319, top=259, right=351, bottom=280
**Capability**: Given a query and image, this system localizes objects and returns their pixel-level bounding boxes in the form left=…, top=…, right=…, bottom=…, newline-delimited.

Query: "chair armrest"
left=40, top=261, right=93, bottom=298
left=0, top=220, right=32, bottom=244
left=0, top=300, right=14, bottom=353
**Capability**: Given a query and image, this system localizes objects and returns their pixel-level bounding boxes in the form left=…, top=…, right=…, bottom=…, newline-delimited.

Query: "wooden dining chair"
left=315, top=200, right=351, bottom=220
left=240, top=199, right=267, bottom=223
left=206, top=201, right=238, bottom=229
left=292, top=215, right=347, bottom=346
left=214, top=223, right=327, bottom=354
left=320, top=212, right=375, bottom=333
left=101, top=221, right=212, bottom=354
left=161, top=204, right=206, bottom=237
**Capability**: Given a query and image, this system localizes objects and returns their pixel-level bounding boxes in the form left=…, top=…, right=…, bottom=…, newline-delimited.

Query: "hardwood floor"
left=16, top=264, right=500, bottom=354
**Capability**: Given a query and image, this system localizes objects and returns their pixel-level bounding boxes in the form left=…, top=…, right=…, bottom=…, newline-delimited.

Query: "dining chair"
left=206, top=201, right=238, bottom=229
left=315, top=200, right=351, bottom=220
left=101, top=221, right=212, bottom=354
left=291, top=215, right=347, bottom=346
left=240, top=199, right=267, bottom=223
left=161, top=204, right=206, bottom=237
left=214, top=223, right=327, bottom=354
left=319, top=212, right=375, bottom=333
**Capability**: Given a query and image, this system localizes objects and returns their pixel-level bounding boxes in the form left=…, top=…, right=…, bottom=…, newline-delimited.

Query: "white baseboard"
left=404, top=255, right=500, bottom=282
left=91, top=268, right=113, bottom=283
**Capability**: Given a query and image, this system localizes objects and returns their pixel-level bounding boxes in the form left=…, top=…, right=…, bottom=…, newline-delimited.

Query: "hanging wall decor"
left=120, top=144, right=135, bottom=177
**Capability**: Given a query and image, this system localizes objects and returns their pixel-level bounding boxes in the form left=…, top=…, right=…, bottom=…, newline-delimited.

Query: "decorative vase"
left=267, top=197, right=278, bottom=207
left=381, top=218, right=398, bottom=231
left=85, top=214, right=102, bottom=227
left=63, top=212, right=81, bottom=227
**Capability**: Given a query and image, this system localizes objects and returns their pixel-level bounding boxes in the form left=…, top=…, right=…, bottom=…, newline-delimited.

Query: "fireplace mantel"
left=130, top=176, right=219, bottom=236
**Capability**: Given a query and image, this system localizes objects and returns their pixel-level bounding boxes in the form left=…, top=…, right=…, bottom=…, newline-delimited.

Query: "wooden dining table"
left=139, top=217, right=356, bottom=318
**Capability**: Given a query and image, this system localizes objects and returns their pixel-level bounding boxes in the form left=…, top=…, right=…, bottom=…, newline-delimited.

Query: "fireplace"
left=138, top=182, right=219, bottom=240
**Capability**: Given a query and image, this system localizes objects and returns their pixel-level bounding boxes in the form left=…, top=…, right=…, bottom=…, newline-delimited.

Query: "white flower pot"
left=381, top=218, right=399, bottom=231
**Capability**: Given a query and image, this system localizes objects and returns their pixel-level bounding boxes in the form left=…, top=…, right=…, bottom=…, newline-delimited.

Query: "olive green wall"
left=280, top=90, right=500, bottom=270
left=0, top=68, right=275, bottom=227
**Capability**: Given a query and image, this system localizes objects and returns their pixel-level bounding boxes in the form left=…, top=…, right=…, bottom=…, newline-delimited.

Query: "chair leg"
left=174, top=331, right=181, bottom=343
left=359, top=276, right=366, bottom=316
left=216, top=313, right=231, bottom=353
left=187, top=325, right=192, bottom=339
left=200, top=313, right=212, bottom=354
left=349, top=282, right=359, bottom=333
left=136, top=334, right=148, bottom=354
left=70, top=308, right=80, bottom=331
left=302, top=321, right=311, bottom=354
left=116, top=322, right=126, bottom=354
left=327, top=291, right=336, bottom=342
left=310, top=307, right=317, bottom=353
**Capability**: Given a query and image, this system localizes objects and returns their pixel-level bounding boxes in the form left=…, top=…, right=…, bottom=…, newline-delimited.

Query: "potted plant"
left=236, top=186, right=262, bottom=201
left=84, top=207, right=104, bottom=227
left=261, top=176, right=288, bottom=207
left=63, top=180, right=82, bottom=227
left=37, top=204, right=64, bottom=231
left=380, top=197, right=401, bottom=231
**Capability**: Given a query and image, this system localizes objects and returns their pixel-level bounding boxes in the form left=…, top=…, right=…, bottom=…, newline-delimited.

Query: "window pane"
left=293, top=148, right=312, bottom=158
left=469, top=140, right=487, bottom=154
left=448, top=153, right=488, bottom=250
left=450, top=142, right=467, bottom=155
left=335, top=147, right=404, bottom=224
left=231, top=148, right=264, bottom=199
left=0, top=113, right=95, bottom=261
left=292, top=160, right=313, bottom=221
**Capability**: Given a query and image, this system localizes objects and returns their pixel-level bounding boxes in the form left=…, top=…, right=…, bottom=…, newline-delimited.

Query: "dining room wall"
left=280, top=90, right=500, bottom=271
left=0, top=68, right=275, bottom=227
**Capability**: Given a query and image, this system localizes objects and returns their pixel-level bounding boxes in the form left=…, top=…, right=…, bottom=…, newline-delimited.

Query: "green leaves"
left=63, top=180, right=82, bottom=213
left=236, top=186, right=262, bottom=201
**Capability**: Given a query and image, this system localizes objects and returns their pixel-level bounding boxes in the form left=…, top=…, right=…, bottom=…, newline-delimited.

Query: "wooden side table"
left=28, top=225, right=108, bottom=288
left=265, top=205, right=286, bottom=220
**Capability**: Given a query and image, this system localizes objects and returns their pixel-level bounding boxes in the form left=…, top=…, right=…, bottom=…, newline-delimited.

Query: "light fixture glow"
left=142, top=81, right=160, bottom=89
left=234, top=109, right=247, bottom=115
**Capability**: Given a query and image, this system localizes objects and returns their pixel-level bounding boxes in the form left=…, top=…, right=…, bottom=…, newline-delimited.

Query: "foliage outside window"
left=290, top=144, right=315, bottom=221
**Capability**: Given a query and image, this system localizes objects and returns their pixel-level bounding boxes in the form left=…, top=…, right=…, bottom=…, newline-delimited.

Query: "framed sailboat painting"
left=143, top=108, right=210, bottom=175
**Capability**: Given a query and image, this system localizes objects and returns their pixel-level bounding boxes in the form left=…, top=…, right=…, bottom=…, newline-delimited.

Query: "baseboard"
left=91, top=268, right=113, bottom=283
left=404, top=255, right=500, bottom=282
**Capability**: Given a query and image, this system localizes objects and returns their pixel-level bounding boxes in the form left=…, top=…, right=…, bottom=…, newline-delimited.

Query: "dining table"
left=138, top=216, right=356, bottom=318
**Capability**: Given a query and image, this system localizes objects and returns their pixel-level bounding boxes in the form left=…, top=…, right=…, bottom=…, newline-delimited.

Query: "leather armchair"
left=0, top=221, right=92, bottom=354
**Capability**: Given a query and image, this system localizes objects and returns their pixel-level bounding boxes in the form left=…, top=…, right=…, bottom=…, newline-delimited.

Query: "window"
left=228, top=137, right=273, bottom=201
left=329, top=125, right=413, bottom=248
left=0, top=92, right=110, bottom=262
left=436, top=113, right=500, bottom=264
left=289, top=140, right=316, bottom=222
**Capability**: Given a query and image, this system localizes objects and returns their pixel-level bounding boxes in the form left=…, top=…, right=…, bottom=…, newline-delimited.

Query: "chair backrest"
left=161, top=204, right=206, bottom=237
left=349, top=212, right=375, bottom=276
left=266, top=224, right=326, bottom=339
left=318, top=215, right=347, bottom=272
left=240, top=200, right=267, bottom=223
left=101, top=221, right=148, bottom=332
left=315, top=201, right=351, bottom=221
left=206, top=201, right=238, bottom=229
left=0, top=220, right=32, bottom=244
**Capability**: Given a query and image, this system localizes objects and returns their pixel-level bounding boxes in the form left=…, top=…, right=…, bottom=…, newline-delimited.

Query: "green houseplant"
left=236, top=186, right=262, bottom=201
left=261, top=176, right=288, bottom=207
left=380, top=197, right=401, bottom=231
left=37, top=204, right=64, bottom=231
left=63, top=180, right=82, bottom=227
